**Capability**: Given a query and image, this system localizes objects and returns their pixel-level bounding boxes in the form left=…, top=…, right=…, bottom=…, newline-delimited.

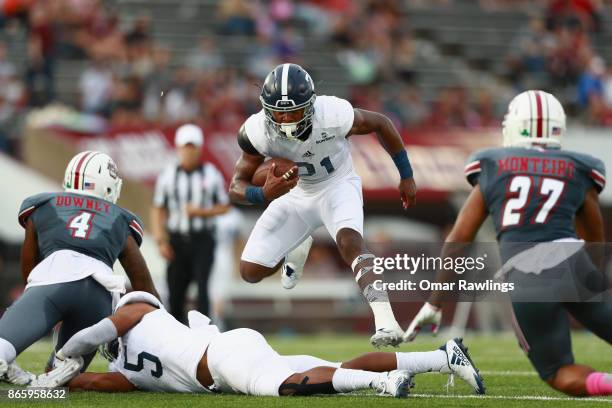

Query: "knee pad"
left=279, top=375, right=335, bottom=396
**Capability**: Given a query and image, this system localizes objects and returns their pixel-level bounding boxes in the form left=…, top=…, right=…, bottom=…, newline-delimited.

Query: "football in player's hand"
left=252, top=158, right=297, bottom=186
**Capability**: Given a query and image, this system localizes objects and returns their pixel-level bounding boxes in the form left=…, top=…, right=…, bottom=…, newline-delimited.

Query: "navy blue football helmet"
left=260, top=63, right=316, bottom=140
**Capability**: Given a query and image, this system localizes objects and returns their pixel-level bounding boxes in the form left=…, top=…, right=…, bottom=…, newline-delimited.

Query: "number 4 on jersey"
left=67, top=211, right=95, bottom=239
left=502, top=176, right=565, bottom=227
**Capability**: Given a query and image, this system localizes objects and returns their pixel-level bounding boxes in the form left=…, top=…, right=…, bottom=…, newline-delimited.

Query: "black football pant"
left=167, top=231, right=216, bottom=323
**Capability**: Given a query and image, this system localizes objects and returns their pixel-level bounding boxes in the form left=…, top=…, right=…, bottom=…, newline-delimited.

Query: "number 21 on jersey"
left=502, top=176, right=565, bottom=227
left=295, top=156, right=335, bottom=177
left=67, top=211, right=95, bottom=239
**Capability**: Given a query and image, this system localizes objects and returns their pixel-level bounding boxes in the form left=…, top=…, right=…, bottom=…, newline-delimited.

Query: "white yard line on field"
left=479, top=370, right=537, bottom=376
left=411, top=393, right=612, bottom=403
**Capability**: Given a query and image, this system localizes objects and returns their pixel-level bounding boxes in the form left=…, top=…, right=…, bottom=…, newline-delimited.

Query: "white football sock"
left=282, top=355, right=341, bottom=372
left=370, top=301, right=400, bottom=330
left=331, top=368, right=383, bottom=393
left=0, top=338, right=17, bottom=363
left=396, top=350, right=449, bottom=375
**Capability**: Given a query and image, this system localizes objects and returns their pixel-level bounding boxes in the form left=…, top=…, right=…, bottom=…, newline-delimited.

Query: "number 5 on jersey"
left=502, top=176, right=565, bottom=227
left=67, top=211, right=95, bottom=239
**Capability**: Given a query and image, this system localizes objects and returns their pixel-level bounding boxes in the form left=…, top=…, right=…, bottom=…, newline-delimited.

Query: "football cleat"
left=281, top=236, right=313, bottom=289
left=370, top=326, right=404, bottom=348
left=1, top=362, right=35, bottom=386
left=442, top=338, right=485, bottom=395
left=374, top=370, right=413, bottom=398
left=29, top=356, right=83, bottom=388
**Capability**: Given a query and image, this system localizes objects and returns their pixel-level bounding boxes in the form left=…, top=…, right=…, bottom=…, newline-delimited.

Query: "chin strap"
left=280, top=123, right=298, bottom=139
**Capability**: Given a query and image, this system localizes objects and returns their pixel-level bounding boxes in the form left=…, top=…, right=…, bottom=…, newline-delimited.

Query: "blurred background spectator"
left=4, top=0, right=612, bottom=336
left=0, top=0, right=611, bottom=155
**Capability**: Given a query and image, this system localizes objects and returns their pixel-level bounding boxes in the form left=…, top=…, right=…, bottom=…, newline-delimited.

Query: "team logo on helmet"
left=108, top=161, right=118, bottom=179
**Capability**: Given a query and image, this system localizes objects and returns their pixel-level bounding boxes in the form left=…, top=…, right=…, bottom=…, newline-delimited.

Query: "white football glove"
left=29, top=356, right=83, bottom=388
left=403, top=303, right=442, bottom=342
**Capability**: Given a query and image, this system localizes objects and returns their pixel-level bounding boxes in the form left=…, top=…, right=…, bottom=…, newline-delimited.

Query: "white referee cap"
left=175, top=124, right=204, bottom=147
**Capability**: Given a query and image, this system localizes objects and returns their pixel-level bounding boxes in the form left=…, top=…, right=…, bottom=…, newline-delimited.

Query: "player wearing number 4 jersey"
left=229, top=63, right=418, bottom=348
left=0, top=151, right=159, bottom=385
left=406, top=90, right=612, bottom=397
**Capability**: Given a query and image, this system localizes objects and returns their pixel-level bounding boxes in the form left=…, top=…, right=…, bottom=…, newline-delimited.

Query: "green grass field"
left=1, top=332, right=611, bottom=407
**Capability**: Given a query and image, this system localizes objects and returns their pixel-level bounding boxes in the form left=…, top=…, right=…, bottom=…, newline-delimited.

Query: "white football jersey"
left=244, top=95, right=355, bottom=192
left=113, top=309, right=218, bottom=393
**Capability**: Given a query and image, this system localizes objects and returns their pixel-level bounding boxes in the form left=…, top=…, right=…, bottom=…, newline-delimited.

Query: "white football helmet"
left=63, top=151, right=123, bottom=203
left=502, top=90, right=565, bottom=148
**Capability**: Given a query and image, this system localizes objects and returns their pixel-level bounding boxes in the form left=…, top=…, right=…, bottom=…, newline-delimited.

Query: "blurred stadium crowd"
left=1, top=0, right=612, bottom=156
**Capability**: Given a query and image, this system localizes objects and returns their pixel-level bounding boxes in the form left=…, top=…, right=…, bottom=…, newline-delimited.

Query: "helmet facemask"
left=261, top=94, right=316, bottom=141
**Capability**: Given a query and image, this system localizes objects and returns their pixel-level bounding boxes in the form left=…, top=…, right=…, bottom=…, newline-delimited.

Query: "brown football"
left=251, top=158, right=296, bottom=186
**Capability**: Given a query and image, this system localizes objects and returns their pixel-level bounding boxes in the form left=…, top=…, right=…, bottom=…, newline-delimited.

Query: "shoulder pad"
left=464, top=149, right=497, bottom=187
left=121, top=208, right=145, bottom=246
left=243, top=111, right=269, bottom=156
left=567, top=150, right=606, bottom=193
left=114, top=291, right=163, bottom=313
left=237, top=123, right=262, bottom=156
left=315, top=95, right=354, bottom=135
left=18, top=192, right=56, bottom=228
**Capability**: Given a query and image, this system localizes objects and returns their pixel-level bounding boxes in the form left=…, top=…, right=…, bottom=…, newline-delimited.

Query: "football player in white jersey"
left=229, top=63, right=418, bottom=347
left=35, top=291, right=485, bottom=396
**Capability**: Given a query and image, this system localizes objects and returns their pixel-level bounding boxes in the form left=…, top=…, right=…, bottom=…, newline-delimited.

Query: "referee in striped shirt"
left=151, top=124, right=230, bottom=322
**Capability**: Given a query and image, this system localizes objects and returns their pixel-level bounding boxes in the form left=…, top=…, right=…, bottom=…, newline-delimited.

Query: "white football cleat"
left=370, top=325, right=404, bottom=348
left=281, top=236, right=313, bottom=289
left=374, top=370, right=413, bottom=398
left=442, top=338, right=485, bottom=395
left=29, top=356, right=83, bottom=388
left=2, top=362, right=35, bottom=386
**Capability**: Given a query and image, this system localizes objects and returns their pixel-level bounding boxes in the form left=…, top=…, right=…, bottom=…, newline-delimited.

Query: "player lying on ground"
left=0, top=151, right=159, bottom=385
left=229, top=63, right=417, bottom=347
left=405, top=90, right=612, bottom=397
left=33, top=291, right=484, bottom=396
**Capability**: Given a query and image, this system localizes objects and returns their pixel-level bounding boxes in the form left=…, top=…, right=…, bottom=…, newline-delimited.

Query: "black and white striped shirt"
left=153, top=162, right=229, bottom=234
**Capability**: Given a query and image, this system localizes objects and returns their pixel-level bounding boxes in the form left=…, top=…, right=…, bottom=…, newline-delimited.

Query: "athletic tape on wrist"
left=351, top=253, right=375, bottom=271
left=354, top=266, right=373, bottom=283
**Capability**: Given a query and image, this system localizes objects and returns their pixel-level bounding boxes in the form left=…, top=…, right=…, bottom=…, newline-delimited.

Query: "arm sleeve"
left=123, top=210, right=145, bottom=246
left=18, top=193, right=54, bottom=228
left=152, top=169, right=169, bottom=208
left=60, top=318, right=118, bottom=358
